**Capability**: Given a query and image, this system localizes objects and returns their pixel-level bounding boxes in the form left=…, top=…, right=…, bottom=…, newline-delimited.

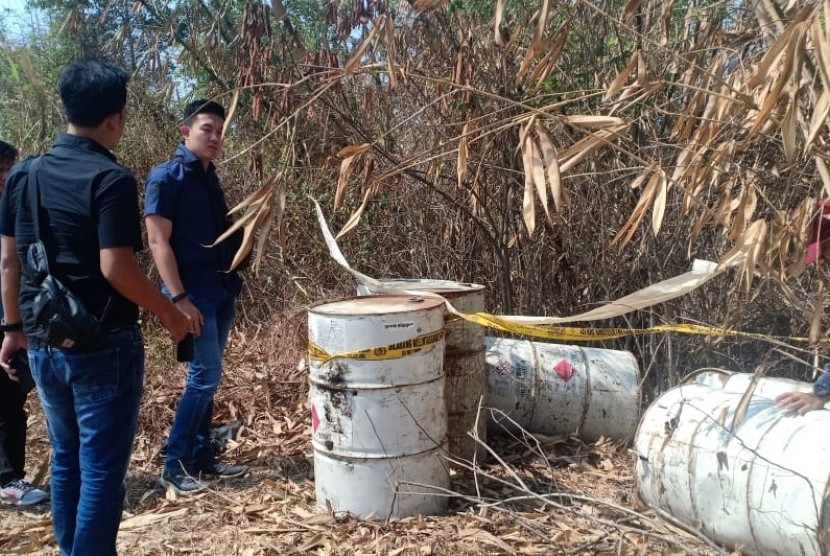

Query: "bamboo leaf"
left=207, top=198, right=265, bottom=248
left=604, top=51, right=639, bottom=101
left=521, top=131, right=537, bottom=235
left=344, top=17, right=382, bottom=76
left=252, top=192, right=279, bottom=274
left=812, top=15, right=830, bottom=94
left=816, top=157, right=830, bottom=199
left=384, top=16, right=398, bottom=89
left=494, top=0, right=507, bottom=47
left=612, top=166, right=659, bottom=249
left=337, top=143, right=371, bottom=158
left=336, top=188, right=373, bottom=239
left=718, top=220, right=767, bottom=289
left=527, top=23, right=569, bottom=88
left=636, top=50, right=648, bottom=86
left=535, top=0, right=550, bottom=42
left=535, top=126, right=564, bottom=211
left=559, top=126, right=628, bottom=173
left=334, top=154, right=359, bottom=210
left=732, top=362, right=766, bottom=430
left=228, top=202, right=272, bottom=271
left=227, top=177, right=274, bottom=215
left=746, top=29, right=799, bottom=139
left=805, top=90, right=830, bottom=151
left=781, top=93, right=798, bottom=163
left=529, top=136, right=550, bottom=222
left=748, top=19, right=798, bottom=88
left=457, top=124, right=469, bottom=188
left=564, top=115, right=627, bottom=129
left=221, top=88, right=240, bottom=139
left=651, top=168, right=667, bottom=235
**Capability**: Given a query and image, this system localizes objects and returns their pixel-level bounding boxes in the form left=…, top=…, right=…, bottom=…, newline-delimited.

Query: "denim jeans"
left=29, top=325, right=144, bottom=556
left=164, top=294, right=235, bottom=477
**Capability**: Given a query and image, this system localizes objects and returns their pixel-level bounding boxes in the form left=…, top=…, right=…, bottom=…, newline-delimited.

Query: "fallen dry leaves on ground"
left=0, top=315, right=727, bottom=556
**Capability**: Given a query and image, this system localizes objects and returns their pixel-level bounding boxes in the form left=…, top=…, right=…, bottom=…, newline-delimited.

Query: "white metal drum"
left=309, top=295, right=450, bottom=519
left=485, top=338, right=640, bottom=442
left=636, top=383, right=830, bottom=555
left=683, top=368, right=816, bottom=400
left=358, top=279, right=487, bottom=462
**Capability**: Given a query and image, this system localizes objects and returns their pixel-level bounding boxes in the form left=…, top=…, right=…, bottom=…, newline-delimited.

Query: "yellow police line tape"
left=309, top=329, right=446, bottom=364
left=309, top=313, right=827, bottom=364
left=454, top=311, right=824, bottom=344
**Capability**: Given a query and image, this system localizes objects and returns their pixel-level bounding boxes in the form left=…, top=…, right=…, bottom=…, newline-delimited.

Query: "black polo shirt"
left=0, top=134, right=143, bottom=345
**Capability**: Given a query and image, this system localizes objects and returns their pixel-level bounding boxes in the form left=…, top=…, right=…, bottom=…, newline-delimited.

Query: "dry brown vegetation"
left=3, top=0, right=830, bottom=553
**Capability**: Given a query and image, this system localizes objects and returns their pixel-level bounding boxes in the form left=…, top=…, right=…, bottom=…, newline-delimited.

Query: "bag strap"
left=26, top=158, right=51, bottom=274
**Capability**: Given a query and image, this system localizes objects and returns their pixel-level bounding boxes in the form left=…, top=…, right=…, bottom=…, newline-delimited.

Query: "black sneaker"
left=198, top=462, right=248, bottom=480
left=158, top=473, right=214, bottom=496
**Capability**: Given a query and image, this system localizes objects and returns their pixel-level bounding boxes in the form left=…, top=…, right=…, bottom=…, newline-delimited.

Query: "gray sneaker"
left=197, top=462, right=248, bottom=480
left=0, top=480, right=49, bottom=506
left=158, top=474, right=214, bottom=496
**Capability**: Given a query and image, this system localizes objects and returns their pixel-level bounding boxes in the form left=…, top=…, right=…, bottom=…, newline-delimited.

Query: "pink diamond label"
left=495, top=359, right=512, bottom=376
left=553, top=359, right=577, bottom=381
left=311, top=405, right=321, bottom=433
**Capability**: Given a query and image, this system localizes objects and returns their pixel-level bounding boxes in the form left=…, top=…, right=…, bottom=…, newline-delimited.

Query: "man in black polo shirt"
left=0, top=59, right=189, bottom=556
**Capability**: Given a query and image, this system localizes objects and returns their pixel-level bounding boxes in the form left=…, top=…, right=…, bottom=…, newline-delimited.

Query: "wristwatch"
left=0, top=321, right=23, bottom=332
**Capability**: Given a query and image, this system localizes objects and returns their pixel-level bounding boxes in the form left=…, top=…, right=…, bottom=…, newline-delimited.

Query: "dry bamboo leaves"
left=494, top=0, right=508, bottom=47
left=516, top=22, right=569, bottom=88
left=335, top=143, right=372, bottom=210
left=717, top=219, right=768, bottom=290
left=209, top=168, right=280, bottom=273
left=612, top=164, right=668, bottom=249
left=457, top=124, right=469, bottom=188
left=333, top=143, right=376, bottom=239
left=519, top=123, right=567, bottom=235
left=344, top=16, right=383, bottom=76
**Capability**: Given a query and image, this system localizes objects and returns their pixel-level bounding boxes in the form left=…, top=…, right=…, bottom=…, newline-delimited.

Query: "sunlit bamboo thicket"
left=2, top=0, right=830, bottom=387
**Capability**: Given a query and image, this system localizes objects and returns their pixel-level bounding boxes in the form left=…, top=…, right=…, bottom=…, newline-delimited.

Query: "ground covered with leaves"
left=0, top=320, right=725, bottom=556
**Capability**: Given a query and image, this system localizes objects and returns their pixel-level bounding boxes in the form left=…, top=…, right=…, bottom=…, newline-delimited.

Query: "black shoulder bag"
left=25, top=158, right=106, bottom=350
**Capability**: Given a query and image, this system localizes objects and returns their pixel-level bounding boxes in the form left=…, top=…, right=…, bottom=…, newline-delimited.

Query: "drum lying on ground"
left=636, top=383, right=830, bottom=555
left=485, top=337, right=640, bottom=442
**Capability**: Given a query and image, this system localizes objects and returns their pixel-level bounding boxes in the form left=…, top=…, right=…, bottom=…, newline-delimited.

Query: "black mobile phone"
left=176, top=333, right=194, bottom=363
left=11, top=349, right=35, bottom=394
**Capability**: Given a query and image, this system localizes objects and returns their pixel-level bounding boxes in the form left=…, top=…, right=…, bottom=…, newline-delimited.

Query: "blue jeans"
left=164, top=294, right=235, bottom=477
left=29, top=326, right=144, bottom=556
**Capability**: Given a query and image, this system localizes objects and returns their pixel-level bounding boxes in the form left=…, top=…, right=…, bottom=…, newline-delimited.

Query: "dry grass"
left=0, top=315, right=724, bottom=556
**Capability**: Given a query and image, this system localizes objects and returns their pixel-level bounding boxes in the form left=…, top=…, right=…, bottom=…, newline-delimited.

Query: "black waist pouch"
left=26, top=240, right=102, bottom=351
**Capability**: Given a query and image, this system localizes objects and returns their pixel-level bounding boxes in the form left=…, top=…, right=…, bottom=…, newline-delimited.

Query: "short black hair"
left=183, top=99, right=226, bottom=126
left=59, top=58, right=129, bottom=127
left=0, top=140, right=17, bottom=164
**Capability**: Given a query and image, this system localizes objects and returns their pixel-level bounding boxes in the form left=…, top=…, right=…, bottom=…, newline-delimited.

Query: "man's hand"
left=0, top=330, right=27, bottom=381
left=775, top=391, right=827, bottom=415
left=160, top=303, right=190, bottom=344
left=174, top=298, right=204, bottom=337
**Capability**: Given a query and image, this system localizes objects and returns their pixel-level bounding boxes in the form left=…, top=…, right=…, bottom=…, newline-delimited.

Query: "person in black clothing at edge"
left=0, top=139, right=48, bottom=507
left=0, top=59, right=189, bottom=556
